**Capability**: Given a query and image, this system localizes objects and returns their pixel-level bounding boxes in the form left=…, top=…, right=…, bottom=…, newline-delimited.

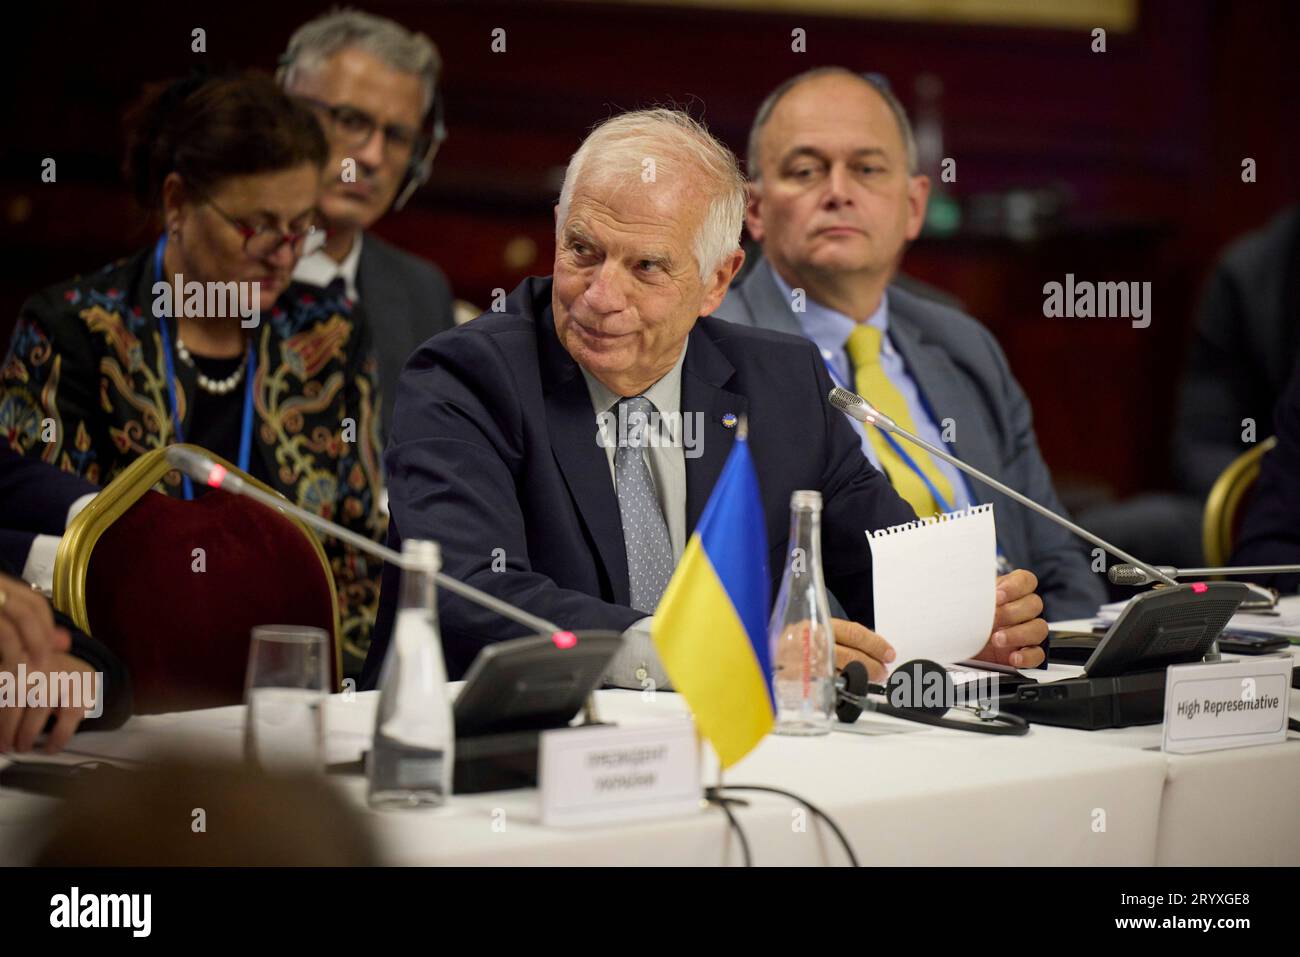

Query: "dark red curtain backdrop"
left=2, top=0, right=1297, bottom=500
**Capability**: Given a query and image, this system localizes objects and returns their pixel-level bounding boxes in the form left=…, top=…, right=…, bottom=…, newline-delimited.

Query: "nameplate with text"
left=1162, top=655, right=1292, bottom=754
left=539, top=719, right=701, bottom=827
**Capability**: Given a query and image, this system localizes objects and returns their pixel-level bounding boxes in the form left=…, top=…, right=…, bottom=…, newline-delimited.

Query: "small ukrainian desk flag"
left=651, top=428, right=773, bottom=768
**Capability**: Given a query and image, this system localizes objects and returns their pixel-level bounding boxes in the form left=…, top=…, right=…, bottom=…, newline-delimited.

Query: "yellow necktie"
left=844, top=324, right=955, bottom=519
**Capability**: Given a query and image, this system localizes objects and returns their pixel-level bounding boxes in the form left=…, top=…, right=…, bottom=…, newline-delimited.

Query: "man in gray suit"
left=714, top=67, right=1105, bottom=620
left=279, top=10, right=456, bottom=441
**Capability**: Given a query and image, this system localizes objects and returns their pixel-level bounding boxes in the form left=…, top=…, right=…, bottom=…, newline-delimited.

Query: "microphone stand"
left=829, top=387, right=1179, bottom=587
left=165, top=447, right=600, bottom=722
left=827, top=388, right=1229, bottom=660
left=1112, top=564, right=1300, bottom=582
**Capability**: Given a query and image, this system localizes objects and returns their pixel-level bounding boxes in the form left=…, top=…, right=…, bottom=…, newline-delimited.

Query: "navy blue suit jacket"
left=0, top=444, right=98, bottom=575
left=1233, top=354, right=1300, bottom=592
left=0, top=447, right=131, bottom=728
left=361, top=276, right=917, bottom=686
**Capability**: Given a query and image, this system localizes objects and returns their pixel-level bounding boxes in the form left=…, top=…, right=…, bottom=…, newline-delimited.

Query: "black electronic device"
left=452, top=630, right=624, bottom=793
left=1044, top=630, right=1101, bottom=665
left=1001, top=670, right=1169, bottom=729
left=0, top=760, right=131, bottom=798
left=1081, top=582, right=1249, bottom=677
left=1216, top=633, right=1292, bottom=655
left=1002, top=582, right=1252, bottom=729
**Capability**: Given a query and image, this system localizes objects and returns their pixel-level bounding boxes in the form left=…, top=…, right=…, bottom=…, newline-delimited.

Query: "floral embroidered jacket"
left=0, top=247, right=388, bottom=678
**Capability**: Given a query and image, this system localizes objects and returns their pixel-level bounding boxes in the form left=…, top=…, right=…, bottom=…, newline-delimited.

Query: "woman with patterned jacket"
left=0, top=72, right=386, bottom=679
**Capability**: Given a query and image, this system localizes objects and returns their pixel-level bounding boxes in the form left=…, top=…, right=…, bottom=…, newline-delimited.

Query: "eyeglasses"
left=204, top=200, right=325, bottom=258
left=296, top=95, right=428, bottom=158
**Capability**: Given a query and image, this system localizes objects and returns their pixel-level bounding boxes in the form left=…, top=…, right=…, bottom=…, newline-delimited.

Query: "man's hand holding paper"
left=975, top=569, right=1048, bottom=669
left=833, top=567, right=1049, bottom=680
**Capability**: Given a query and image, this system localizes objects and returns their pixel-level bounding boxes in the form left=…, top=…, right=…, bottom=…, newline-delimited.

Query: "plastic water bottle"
left=769, top=490, right=836, bottom=735
left=367, top=539, right=454, bottom=808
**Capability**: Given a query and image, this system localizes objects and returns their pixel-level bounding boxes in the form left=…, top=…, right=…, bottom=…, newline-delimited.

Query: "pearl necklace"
left=175, top=335, right=248, bottom=395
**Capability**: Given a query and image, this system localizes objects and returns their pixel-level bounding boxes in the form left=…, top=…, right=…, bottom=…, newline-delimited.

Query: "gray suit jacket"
left=713, top=261, right=1106, bottom=621
left=357, top=232, right=456, bottom=441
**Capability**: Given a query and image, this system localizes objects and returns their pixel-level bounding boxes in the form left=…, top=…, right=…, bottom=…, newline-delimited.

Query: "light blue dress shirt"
left=767, top=263, right=972, bottom=511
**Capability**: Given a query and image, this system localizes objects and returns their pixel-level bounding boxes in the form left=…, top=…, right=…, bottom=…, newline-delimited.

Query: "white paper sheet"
left=867, top=504, right=997, bottom=667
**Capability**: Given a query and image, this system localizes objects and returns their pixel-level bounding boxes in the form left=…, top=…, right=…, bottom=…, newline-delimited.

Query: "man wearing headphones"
left=279, top=10, right=456, bottom=442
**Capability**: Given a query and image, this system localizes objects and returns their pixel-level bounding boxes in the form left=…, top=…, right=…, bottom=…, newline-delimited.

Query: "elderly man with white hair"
left=360, top=109, right=1048, bottom=690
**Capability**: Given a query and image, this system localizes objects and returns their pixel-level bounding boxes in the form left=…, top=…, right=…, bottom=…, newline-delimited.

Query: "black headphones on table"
left=835, top=659, right=1029, bottom=735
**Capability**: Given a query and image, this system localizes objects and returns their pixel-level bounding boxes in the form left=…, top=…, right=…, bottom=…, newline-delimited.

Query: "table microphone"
left=163, top=445, right=572, bottom=644
left=1108, top=563, right=1300, bottom=586
left=165, top=446, right=603, bottom=723
left=827, top=386, right=1180, bottom=587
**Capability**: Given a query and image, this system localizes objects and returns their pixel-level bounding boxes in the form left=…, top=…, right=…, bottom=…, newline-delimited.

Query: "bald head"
left=747, top=68, right=918, bottom=181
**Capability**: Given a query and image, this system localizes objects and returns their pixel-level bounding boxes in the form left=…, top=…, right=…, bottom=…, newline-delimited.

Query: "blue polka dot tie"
left=614, top=396, right=675, bottom=614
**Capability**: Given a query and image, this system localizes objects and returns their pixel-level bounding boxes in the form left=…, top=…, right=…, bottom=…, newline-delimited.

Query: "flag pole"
left=697, top=727, right=723, bottom=796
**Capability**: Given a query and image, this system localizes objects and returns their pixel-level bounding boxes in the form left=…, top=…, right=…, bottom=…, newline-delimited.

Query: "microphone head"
left=164, top=445, right=235, bottom=491
left=828, top=386, right=868, bottom=421
left=835, top=659, right=871, bottom=724
left=1107, top=564, right=1178, bottom=586
left=1107, top=564, right=1151, bottom=586
left=165, top=445, right=209, bottom=477
left=828, top=387, right=896, bottom=431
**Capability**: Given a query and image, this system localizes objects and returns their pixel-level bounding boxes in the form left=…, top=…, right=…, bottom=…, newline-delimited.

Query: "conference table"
left=3, top=616, right=1300, bottom=867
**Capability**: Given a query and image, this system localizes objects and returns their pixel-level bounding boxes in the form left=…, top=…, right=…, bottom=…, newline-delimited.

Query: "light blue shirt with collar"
left=767, top=262, right=972, bottom=511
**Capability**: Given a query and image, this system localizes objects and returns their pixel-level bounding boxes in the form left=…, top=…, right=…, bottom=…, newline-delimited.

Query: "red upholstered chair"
left=53, top=445, right=340, bottom=714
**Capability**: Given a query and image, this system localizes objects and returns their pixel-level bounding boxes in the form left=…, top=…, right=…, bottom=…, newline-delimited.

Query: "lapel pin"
left=721, top=412, right=738, bottom=429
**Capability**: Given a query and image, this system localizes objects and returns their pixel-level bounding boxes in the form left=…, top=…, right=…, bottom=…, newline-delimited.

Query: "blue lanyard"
left=153, top=235, right=256, bottom=500
left=821, top=354, right=956, bottom=514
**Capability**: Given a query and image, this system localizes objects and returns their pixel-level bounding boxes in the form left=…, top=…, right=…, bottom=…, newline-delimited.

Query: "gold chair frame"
left=1202, top=435, right=1278, bottom=568
left=51, top=444, right=343, bottom=689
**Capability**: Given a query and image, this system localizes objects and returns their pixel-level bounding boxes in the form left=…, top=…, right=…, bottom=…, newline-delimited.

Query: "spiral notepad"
left=866, top=504, right=997, bottom=667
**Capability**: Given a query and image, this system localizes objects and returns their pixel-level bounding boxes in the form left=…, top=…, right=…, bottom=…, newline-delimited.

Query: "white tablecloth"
left=5, top=607, right=1300, bottom=866
left=7, top=679, right=1295, bottom=866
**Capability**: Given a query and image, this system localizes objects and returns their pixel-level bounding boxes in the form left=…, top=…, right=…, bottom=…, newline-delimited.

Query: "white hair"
left=555, top=109, right=746, bottom=281
left=279, top=8, right=441, bottom=114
